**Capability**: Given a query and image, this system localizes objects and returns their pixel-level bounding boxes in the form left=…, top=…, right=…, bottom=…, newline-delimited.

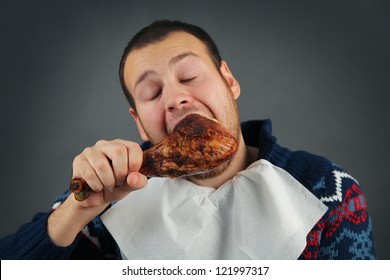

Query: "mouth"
left=168, top=111, right=214, bottom=135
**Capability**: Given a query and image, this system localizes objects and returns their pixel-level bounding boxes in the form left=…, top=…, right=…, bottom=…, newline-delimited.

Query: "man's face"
left=123, top=32, right=241, bottom=146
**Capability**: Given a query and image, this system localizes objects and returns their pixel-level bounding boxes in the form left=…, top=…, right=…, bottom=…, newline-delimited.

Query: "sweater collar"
left=241, top=119, right=275, bottom=158
left=241, top=119, right=291, bottom=167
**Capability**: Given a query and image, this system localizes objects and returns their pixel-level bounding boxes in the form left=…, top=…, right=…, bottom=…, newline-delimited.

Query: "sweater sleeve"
left=0, top=211, right=82, bottom=259
left=316, top=170, right=376, bottom=259
left=284, top=151, right=377, bottom=260
left=0, top=191, right=119, bottom=260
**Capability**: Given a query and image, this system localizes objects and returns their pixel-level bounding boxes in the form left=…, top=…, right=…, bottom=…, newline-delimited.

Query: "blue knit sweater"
left=0, top=119, right=376, bottom=259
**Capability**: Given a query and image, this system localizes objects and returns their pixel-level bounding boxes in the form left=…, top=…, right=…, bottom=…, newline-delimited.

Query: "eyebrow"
left=169, top=51, right=199, bottom=67
left=134, top=51, right=199, bottom=91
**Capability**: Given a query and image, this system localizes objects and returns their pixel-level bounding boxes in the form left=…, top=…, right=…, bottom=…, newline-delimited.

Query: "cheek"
left=195, top=80, right=226, bottom=109
left=137, top=99, right=164, bottom=122
left=137, top=105, right=167, bottom=143
left=202, top=83, right=232, bottom=114
left=204, top=85, right=240, bottom=136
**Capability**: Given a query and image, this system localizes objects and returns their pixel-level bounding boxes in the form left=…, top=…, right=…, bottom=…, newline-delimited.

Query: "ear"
left=129, top=108, right=150, bottom=141
left=219, top=60, right=241, bottom=100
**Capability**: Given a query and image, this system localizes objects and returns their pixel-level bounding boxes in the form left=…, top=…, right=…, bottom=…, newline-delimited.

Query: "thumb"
left=126, top=171, right=148, bottom=191
left=103, top=172, right=148, bottom=203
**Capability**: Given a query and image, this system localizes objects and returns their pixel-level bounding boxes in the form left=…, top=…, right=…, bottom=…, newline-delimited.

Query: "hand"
left=72, top=139, right=148, bottom=207
left=48, top=139, right=147, bottom=247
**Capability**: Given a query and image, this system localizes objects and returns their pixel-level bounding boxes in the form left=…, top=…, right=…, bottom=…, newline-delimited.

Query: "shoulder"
left=282, top=151, right=375, bottom=259
left=285, top=151, right=376, bottom=259
left=280, top=149, right=365, bottom=218
left=283, top=150, right=361, bottom=210
left=284, top=150, right=343, bottom=199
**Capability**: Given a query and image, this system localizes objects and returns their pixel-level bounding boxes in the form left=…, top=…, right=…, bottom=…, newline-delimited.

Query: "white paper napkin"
left=101, top=159, right=328, bottom=259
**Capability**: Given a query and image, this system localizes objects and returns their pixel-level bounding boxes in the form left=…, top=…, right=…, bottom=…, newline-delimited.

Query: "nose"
left=164, top=85, right=193, bottom=112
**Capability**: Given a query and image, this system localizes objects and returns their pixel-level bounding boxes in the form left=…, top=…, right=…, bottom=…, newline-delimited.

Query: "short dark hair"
left=119, top=20, right=222, bottom=111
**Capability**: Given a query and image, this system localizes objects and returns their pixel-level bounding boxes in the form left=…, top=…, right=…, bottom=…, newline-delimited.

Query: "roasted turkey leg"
left=70, top=114, right=238, bottom=201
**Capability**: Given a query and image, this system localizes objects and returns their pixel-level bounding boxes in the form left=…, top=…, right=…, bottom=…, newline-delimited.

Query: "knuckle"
left=83, top=146, right=94, bottom=155
left=94, top=161, right=107, bottom=173
left=72, top=154, right=82, bottom=165
left=129, top=142, right=141, bottom=151
left=114, top=144, right=127, bottom=157
left=83, top=171, right=96, bottom=182
left=95, top=139, right=107, bottom=146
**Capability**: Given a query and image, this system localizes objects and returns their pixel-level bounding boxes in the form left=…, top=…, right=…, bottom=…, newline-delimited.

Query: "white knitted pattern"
left=320, top=170, right=358, bottom=203
left=82, top=225, right=101, bottom=250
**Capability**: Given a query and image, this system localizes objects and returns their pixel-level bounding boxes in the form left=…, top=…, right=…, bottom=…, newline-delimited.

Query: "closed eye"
left=151, top=89, right=162, bottom=100
left=180, top=77, right=196, bottom=83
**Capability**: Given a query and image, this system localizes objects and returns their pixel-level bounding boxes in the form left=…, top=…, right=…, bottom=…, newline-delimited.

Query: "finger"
left=73, top=153, right=104, bottom=192
left=114, top=140, right=143, bottom=172
left=98, top=142, right=129, bottom=185
left=84, top=147, right=116, bottom=189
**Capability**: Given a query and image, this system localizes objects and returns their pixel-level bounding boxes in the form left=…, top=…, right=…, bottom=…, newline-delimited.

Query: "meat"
left=139, top=113, right=238, bottom=178
left=70, top=114, right=238, bottom=201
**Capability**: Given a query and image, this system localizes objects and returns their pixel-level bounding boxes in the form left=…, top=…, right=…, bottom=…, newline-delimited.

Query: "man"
left=0, top=20, right=376, bottom=259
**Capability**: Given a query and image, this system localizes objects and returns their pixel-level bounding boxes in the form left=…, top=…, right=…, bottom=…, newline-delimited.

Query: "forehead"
left=123, top=32, right=212, bottom=89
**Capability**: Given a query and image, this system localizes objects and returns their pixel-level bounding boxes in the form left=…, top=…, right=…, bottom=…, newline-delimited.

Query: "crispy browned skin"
left=69, top=178, right=91, bottom=201
left=70, top=114, right=238, bottom=201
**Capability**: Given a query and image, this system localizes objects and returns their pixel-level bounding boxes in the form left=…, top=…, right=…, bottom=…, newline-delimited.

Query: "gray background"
left=1, top=0, right=389, bottom=259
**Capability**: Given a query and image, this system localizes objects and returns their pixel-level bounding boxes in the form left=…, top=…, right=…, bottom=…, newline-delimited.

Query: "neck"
left=188, top=134, right=258, bottom=189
